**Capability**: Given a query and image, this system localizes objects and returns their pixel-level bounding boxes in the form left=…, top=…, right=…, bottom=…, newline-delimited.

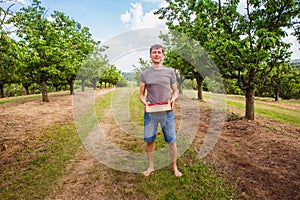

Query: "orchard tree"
left=12, top=0, right=95, bottom=101
left=163, top=48, right=204, bottom=99
left=77, top=45, right=109, bottom=91
left=99, top=65, right=121, bottom=88
left=51, top=11, right=96, bottom=95
left=278, top=66, right=300, bottom=99
left=12, top=0, right=55, bottom=102
left=161, top=31, right=223, bottom=99
left=156, top=0, right=300, bottom=120
left=256, top=63, right=296, bottom=101
left=0, top=2, right=19, bottom=97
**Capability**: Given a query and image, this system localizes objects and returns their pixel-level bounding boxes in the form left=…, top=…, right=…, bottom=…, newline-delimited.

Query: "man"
left=139, top=44, right=182, bottom=177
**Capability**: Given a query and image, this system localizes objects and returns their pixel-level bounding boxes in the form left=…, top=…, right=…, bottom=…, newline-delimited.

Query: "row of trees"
left=155, top=0, right=300, bottom=120
left=1, top=0, right=300, bottom=120
left=77, top=47, right=122, bottom=91
left=1, top=0, right=122, bottom=101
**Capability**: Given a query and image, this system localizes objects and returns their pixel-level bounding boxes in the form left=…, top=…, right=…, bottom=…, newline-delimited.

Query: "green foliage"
left=99, top=65, right=121, bottom=88
left=182, top=79, right=197, bottom=90
left=156, top=0, right=300, bottom=119
left=116, top=76, right=129, bottom=87
left=6, top=0, right=96, bottom=101
left=224, top=79, right=244, bottom=95
left=255, top=63, right=300, bottom=100
left=0, top=3, right=20, bottom=97
left=78, top=46, right=109, bottom=91
left=121, top=72, right=135, bottom=82
left=4, top=83, right=26, bottom=96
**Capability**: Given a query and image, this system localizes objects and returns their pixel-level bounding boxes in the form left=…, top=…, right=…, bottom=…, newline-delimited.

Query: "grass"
left=0, top=91, right=68, bottom=105
left=136, top=149, right=237, bottom=199
left=1, top=88, right=238, bottom=199
left=0, top=94, right=41, bottom=104
left=203, top=92, right=300, bottom=126
left=75, top=91, right=114, bottom=140
left=3, top=88, right=299, bottom=199
left=94, top=88, right=237, bottom=199
left=254, top=101, right=300, bottom=126
left=0, top=123, right=81, bottom=199
left=129, top=87, right=144, bottom=126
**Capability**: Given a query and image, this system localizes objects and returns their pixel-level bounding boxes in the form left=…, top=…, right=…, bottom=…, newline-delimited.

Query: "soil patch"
left=198, top=104, right=300, bottom=200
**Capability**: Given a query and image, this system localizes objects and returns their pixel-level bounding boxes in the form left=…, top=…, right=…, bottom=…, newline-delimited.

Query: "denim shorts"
left=144, top=111, right=176, bottom=143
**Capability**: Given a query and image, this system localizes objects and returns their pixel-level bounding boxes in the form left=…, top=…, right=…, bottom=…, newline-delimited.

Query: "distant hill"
left=291, top=59, right=300, bottom=64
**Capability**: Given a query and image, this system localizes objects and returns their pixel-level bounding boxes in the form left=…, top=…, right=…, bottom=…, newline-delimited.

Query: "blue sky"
left=3, top=0, right=168, bottom=71
left=40, top=0, right=166, bottom=42
left=3, top=0, right=167, bottom=41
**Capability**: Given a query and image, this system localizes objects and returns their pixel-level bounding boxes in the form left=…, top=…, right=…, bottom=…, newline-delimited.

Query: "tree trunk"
left=178, top=81, right=183, bottom=95
left=25, top=86, right=30, bottom=95
left=92, top=80, right=97, bottom=90
left=274, top=88, right=279, bottom=102
left=178, top=73, right=184, bottom=95
left=69, top=79, right=74, bottom=95
left=81, top=80, right=85, bottom=92
left=196, top=76, right=203, bottom=100
left=22, top=83, right=30, bottom=95
left=245, top=86, right=255, bottom=120
left=0, top=83, right=5, bottom=98
left=174, top=70, right=184, bottom=95
left=40, top=81, right=49, bottom=102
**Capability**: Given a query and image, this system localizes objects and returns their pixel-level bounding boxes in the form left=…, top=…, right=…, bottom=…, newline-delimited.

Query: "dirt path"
left=0, top=89, right=112, bottom=165
left=1, top=89, right=299, bottom=199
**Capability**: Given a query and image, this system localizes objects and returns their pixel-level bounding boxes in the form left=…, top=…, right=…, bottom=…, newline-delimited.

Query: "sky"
left=2, top=0, right=300, bottom=72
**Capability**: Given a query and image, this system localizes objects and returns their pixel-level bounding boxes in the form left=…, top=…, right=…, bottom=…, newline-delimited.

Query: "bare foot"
left=174, top=168, right=182, bottom=177
left=143, top=168, right=154, bottom=177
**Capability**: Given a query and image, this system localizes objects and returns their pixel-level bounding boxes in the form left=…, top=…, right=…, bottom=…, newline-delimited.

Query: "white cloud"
left=113, top=49, right=150, bottom=72
left=142, top=0, right=161, bottom=2
left=283, top=30, right=300, bottom=60
left=120, top=11, right=131, bottom=24
left=141, top=0, right=168, bottom=7
left=17, top=0, right=29, bottom=5
left=3, top=0, right=30, bottom=5
left=120, top=2, right=167, bottom=30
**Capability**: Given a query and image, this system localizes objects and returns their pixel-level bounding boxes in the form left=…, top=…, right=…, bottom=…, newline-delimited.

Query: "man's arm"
left=139, top=81, right=147, bottom=105
left=170, top=83, right=178, bottom=109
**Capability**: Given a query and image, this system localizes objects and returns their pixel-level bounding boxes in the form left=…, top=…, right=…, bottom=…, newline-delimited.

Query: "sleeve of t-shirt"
left=171, top=69, right=176, bottom=84
left=140, top=72, right=145, bottom=83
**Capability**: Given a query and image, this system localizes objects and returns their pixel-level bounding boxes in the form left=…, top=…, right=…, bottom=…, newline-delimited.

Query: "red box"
left=146, top=101, right=172, bottom=113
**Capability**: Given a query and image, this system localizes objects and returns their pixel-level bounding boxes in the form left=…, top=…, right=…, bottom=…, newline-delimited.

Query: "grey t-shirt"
left=140, top=66, right=176, bottom=103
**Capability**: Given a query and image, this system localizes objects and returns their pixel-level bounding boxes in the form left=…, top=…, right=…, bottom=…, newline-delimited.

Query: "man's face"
left=150, top=48, right=164, bottom=64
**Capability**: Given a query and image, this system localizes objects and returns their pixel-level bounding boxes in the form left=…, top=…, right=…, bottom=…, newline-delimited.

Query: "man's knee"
left=146, top=141, right=155, bottom=151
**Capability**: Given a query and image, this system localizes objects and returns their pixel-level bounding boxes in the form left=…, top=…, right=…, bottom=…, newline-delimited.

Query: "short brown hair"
left=150, top=44, right=164, bottom=55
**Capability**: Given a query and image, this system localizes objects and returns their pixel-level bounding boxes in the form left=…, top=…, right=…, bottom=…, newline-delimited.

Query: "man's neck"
left=152, top=63, right=162, bottom=70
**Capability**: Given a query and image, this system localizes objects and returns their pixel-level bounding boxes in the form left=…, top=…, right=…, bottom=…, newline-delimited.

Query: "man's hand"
left=140, top=94, right=150, bottom=111
left=140, top=94, right=147, bottom=105
left=170, top=97, right=176, bottom=110
left=170, top=91, right=178, bottom=110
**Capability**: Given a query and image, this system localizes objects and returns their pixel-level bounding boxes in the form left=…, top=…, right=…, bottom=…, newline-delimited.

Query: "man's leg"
left=143, top=141, right=155, bottom=176
left=169, top=142, right=182, bottom=177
